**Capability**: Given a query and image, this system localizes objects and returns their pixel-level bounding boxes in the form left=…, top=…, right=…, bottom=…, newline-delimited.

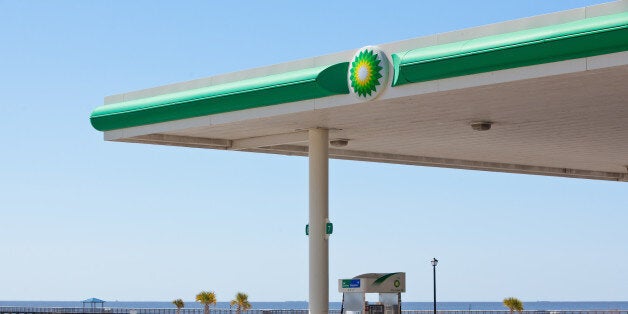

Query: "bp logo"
left=348, top=46, right=390, bottom=101
left=394, top=280, right=401, bottom=288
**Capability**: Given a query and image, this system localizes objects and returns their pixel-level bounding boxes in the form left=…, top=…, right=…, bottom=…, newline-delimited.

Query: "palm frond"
left=172, top=299, right=184, bottom=309
left=503, top=297, right=524, bottom=312
left=195, top=291, right=217, bottom=305
left=231, top=292, right=251, bottom=312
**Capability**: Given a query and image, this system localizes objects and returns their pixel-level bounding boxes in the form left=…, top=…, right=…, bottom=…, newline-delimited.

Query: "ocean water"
left=1, top=301, right=627, bottom=311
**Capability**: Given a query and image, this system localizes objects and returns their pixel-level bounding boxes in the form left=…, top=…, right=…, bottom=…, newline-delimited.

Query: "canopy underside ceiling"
left=114, top=63, right=628, bottom=181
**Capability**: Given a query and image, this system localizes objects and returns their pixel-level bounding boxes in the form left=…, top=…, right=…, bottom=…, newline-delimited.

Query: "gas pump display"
left=338, top=272, right=405, bottom=314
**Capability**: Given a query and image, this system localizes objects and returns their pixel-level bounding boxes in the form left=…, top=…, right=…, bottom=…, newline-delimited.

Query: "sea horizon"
left=2, top=301, right=628, bottom=310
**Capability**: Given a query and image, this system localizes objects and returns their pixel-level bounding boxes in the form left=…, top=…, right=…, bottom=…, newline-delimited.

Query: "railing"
left=403, top=312, right=628, bottom=314
left=0, top=308, right=626, bottom=314
left=0, top=309, right=310, bottom=314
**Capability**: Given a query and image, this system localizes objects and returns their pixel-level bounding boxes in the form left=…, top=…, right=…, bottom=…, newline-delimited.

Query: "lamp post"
left=431, top=258, right=438, bottom=314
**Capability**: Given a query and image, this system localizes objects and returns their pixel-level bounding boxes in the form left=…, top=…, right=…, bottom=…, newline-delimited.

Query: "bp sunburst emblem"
left=348, top=46, right=390, bottom=100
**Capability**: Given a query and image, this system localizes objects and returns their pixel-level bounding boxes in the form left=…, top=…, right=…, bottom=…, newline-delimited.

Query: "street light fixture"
left=431, top=258, right=438, bottom=314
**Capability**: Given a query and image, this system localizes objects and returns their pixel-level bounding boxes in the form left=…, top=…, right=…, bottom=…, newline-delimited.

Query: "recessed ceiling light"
left=330, top=139, right=349, bottom=147
left=470, top=121, right=493, bottom=131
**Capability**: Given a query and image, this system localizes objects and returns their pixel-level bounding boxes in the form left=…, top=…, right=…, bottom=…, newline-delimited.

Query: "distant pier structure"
left=82, top=299, right=105, bottom=312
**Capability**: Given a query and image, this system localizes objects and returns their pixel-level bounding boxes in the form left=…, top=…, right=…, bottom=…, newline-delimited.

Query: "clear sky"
left=1, top=0, right=626, bottom=304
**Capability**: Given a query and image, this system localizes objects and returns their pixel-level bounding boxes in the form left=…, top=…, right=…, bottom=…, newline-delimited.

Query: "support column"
left=309, top=128, right=329, bottom=314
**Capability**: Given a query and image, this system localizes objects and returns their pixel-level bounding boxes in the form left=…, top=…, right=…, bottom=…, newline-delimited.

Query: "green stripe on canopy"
left=90, top=62, right=349, bottom=131
left=392, top=12, right=628, bottom=86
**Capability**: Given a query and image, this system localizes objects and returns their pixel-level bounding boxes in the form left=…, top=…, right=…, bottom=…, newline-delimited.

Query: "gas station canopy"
left=91, top=3, right=628, bottom=313
left=92, top=3, right=628, bottom=182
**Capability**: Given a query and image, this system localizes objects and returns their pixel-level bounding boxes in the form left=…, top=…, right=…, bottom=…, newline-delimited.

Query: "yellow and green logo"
left=350, top=49, right=383, bottom=97
left=348, top=46, right=390, bottom=100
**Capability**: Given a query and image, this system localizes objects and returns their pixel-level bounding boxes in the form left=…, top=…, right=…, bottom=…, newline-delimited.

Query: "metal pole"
left=309, top=128, right=329, bottom=314
left=433, top=263, right=437, bottom=314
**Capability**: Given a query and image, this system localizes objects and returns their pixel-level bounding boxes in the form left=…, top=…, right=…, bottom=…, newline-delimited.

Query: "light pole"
left=431, top=258, right=438, bottom=314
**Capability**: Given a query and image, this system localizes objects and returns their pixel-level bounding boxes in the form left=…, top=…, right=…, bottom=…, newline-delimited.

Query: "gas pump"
left=338, top=272, right=405, bottom=314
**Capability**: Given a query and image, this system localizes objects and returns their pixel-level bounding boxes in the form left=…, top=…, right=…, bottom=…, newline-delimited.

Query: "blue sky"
left=1, top=0, right=626, bottom=303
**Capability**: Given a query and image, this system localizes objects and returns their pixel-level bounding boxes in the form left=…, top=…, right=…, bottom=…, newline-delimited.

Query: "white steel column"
left=308, top=128, right=329, bottom=314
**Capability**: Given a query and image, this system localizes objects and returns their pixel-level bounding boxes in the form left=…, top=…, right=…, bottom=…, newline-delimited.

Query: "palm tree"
left=229, top=292, right=252, bottom=314
left=172, top=299, right=184, bottom=314
left=195, top=291, right=217, bottom=314
left=503, top=297, right=524, bottom=313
